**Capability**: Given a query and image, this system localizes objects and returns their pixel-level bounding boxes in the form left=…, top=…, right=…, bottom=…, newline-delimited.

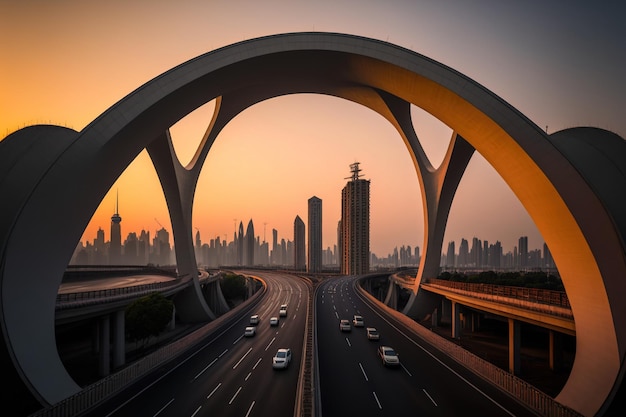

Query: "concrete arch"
left=1, top=32, right=624, bottom=416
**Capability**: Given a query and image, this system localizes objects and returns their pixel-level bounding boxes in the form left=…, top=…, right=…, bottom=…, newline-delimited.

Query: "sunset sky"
left=2, top=1, right=624, bottom=258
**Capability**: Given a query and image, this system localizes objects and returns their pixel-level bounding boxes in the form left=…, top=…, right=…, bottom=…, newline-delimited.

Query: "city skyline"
left=3, top=1, right=624, bottom=258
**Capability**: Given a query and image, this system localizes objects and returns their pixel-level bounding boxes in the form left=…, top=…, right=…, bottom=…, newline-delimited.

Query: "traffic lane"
left=318, top=278, right=376, bottom=416
left=95, top=272, right=306, bottom=417
left=351, top=278, right=539, bottom=417
left=191, top=272, right=307, bottom=417
left=317, top=277, right=535, bottom=417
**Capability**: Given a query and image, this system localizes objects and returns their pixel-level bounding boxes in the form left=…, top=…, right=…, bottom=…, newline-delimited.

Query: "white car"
left=339, top=319, right=351, bottom=332
left=353, top=315, right=364, bottom=327
left=270, top=317, right=279, bottom=326
left=250, top=314, right=260, bottom=325
left=378, top=346, right=400, bottom=367
left=366, top=327, right=380, bottom=340
left=279, top=305, right=288, bottom=317
left=244, top=326, right=256, bottom=337
left=272, top=348, right=292, bottom=369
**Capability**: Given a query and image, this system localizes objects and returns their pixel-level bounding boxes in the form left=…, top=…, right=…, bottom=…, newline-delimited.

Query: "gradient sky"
left=2, top=1, right=624, bottom=257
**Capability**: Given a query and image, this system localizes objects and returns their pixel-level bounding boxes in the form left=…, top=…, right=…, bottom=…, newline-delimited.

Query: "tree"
left=220, top=272, right=247, bottom=302
left=125, top=292, right=174, bottom=350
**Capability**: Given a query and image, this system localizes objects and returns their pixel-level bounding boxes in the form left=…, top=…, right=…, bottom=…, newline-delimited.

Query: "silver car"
left=366, top=327, right=380, bottom=340
left=272, top=348, right=292, bottom=369
left=378, top=346, right=400, bottom=366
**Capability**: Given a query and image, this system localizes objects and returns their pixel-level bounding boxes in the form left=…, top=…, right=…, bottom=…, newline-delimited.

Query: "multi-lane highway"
left=316, top=275, right=539, bottom=417
left=85, top=272, right=539, bottom=417
left=89, top=271, right=309, bottom=417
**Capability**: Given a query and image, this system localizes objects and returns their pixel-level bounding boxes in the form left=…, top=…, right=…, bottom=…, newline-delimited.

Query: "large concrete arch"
left=1, top=32, right=624, bottom=416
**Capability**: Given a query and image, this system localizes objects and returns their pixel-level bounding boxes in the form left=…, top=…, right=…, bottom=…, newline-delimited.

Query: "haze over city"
left=2, top=1, right=624, bottom=258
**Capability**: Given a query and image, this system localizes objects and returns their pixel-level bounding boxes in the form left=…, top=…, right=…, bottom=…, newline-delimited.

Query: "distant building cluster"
left=441, top=235, right=555, bottom=272
left=71, top=162, right=549, bottom=273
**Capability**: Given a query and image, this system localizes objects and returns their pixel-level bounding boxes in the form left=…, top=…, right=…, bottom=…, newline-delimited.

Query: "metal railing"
left=423, top=278, right=571, bottom=311
left=55, top=280, right=189, bottom=310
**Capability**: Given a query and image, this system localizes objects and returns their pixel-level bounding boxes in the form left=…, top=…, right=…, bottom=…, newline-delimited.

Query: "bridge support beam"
left=98, top=315, right=110, bottom=377
left=451, top=301, right=461, bottom=339
left=112, top=310, right=125, bottom=369
left=549, top=330, right=564, bottom=371
left=508, top=318, right=521, bottom=375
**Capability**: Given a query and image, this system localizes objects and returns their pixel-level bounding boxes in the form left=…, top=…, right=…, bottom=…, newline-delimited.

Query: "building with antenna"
left=340, top=162, right=370, bottom=275
left=109, top=191, right=122, bottom=264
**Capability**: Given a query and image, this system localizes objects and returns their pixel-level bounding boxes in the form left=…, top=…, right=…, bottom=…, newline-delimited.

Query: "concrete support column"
left=431, top=308, right=438, bottom=328
left=508, top=318, right=521, bottom=375
left=451, top=301, right=461, bottom=339
left=169, top=305, right=176, bottom=331
left=441, top=298, right=451, bottom=323
left=112, top=310, right=125, bottom=369
left=549, top=330, right=564, bottom=371
left=98, top=315, right=110, bottom=377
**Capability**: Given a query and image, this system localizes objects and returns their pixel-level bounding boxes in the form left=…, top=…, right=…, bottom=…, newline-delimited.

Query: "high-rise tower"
left=245, top=219, right=255, bottom=266
left=340, top=162, right=370, bottom=275
left=308, top=196, right=322, bottom=273
left=294, top=215, right=306, bottom=270
left=109, top=191, right=122, bottom=264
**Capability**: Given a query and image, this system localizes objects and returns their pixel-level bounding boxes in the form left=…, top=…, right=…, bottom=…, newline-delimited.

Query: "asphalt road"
left=316, top=275, right=539, bottom=417
left=88, top=271, right=309, bottom=417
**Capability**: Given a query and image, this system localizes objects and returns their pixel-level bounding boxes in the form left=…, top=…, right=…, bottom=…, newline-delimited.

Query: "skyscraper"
left=308, top=196, right=322, bottom=273
left=340, top=162, right=370, bottom=275
left=294, top=215, right=306, bottom=270
left=237, top=221, right=244, bottom=266
left=109, top=191, right=122, bottom=264
left=245, top=219, right=255, bottom=266
left=519, top=235, right=529, bottom=269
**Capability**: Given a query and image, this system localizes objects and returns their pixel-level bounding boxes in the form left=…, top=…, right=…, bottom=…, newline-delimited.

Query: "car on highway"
left=270, top=316, right=279, bottom=326
left=378, top=346, right=400, bottom=367
left=250, top=314, right=260, bottom=325
left=339, top=319, right=351, bottom=332
left=366, top=327, right=380, bottom=340
left=353, top=315, right=364, bottom=327
left=272, top=348, right=292, bottom=369
left=244, top=326, right=256, bottom=337
left=279, top=304, right=288, bottom=317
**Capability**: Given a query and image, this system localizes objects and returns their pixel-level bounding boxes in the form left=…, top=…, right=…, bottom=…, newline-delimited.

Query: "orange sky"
left=2, top=1, right=624, bottom=257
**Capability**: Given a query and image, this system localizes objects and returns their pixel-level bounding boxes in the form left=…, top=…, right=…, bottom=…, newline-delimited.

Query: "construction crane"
left=154, top=218, right=164, bottom=230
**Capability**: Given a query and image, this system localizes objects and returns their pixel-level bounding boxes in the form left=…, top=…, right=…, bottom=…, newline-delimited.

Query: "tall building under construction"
left=340, top=162, right=370, bottom=275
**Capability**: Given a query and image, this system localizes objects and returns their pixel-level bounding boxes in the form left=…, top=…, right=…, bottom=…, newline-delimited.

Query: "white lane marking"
left=359, top=362, right=369, bottom=381
left=153, top=398, right=174, bottom=416
left=265, top=337, right=276, bottom=351
left=234, top=334, right=244, bottom=344
left=334, top=311, right=339, bottom=319
left=373, top=391, right=382, bottom=409
left=190, top=405, right=202, bottom=417
left=245, top=372, right=252, bottom=381
left=423, top=389, right=438, bottom=406
left=345, top=337, right=351, bottom=347
left=229, top=386, right=242, bottom=404
left=245, top=401, right=256, bottom=417
left=219, top=349, right=228, bottom=357
left=401, top=364, right=412, bottom=376
left=253, top=357, right=262, bottom=369
left=233, top=347, right=253, bottom=369
left=194, top=357, right=218, bottom=379
left=207, top=383, right=221, bottom=399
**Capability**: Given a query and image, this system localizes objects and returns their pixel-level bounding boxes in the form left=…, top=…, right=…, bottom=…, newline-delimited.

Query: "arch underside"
left=1, top=32, right=624, bottom=416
